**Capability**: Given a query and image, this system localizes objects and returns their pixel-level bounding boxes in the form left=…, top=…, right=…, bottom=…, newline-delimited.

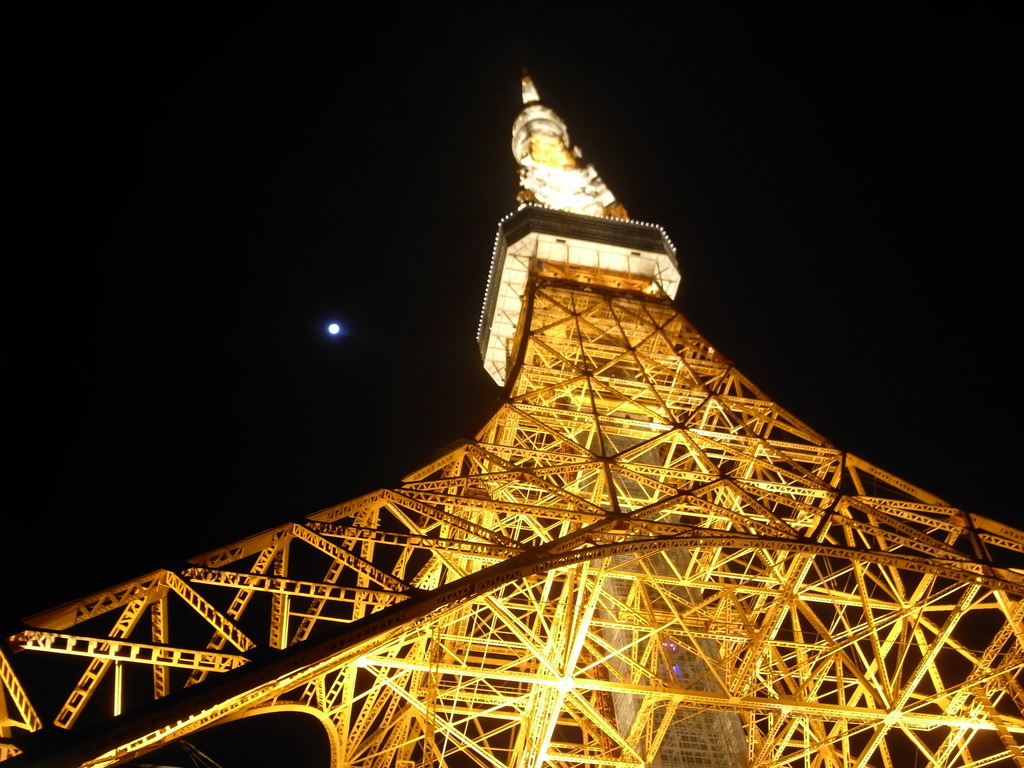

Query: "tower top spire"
left=512, top=74, right=628, bottom=219
left=521, top=71, right=540, bottom=105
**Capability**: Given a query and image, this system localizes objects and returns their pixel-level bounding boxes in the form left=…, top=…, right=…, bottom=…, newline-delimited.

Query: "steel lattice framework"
left=3, top=80, right=1024, bottom=768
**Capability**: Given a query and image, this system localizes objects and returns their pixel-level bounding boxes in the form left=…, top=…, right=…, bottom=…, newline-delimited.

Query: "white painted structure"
left=479, top=207, right=681, bottom=385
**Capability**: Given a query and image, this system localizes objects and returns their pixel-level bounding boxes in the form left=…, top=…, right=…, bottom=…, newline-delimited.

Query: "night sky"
left=7, top=4, right=1018, bottom=764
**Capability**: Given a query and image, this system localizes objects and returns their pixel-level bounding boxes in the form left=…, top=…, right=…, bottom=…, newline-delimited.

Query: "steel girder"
left=3, top=280, right=1024, bottom=768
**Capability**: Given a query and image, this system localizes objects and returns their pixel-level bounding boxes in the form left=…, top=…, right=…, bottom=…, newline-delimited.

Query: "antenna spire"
left=521, top=71, right=540, bottom=104
left=511, top=74, right=628, bottom=219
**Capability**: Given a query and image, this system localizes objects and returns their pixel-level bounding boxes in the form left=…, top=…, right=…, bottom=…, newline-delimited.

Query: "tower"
left=3, top=74, right=1024, bottom=767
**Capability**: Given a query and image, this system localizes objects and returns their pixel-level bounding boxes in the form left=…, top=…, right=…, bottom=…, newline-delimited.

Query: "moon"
left=327, top=323, right=341, bottom=335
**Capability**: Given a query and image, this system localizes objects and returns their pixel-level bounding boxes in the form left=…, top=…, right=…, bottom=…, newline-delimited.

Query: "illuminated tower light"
left=3, top=75, right=1024, bottom=768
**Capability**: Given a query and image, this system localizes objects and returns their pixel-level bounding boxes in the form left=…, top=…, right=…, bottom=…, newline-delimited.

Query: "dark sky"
left=6, top=3, right=1018, bottom=763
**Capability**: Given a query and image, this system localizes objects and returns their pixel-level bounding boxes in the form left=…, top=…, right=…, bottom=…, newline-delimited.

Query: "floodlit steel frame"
left=3, top=267, right=1024, bottom=767
left=4, top=75, right=1023, bottom=767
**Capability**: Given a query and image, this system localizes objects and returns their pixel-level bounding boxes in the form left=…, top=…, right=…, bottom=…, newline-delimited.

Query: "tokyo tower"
left=2, top=75, right=1024, bottom=768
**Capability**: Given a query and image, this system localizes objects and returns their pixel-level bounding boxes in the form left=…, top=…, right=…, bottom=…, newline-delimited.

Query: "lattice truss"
left=3, top=280, right=1024, bottom=768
